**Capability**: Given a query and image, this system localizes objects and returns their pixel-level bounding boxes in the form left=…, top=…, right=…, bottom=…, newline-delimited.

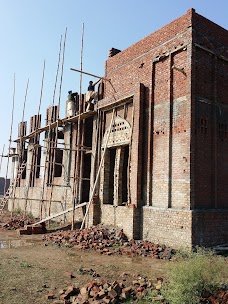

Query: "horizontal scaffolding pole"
left=10, top=197, right=63, bottom=203
left=14, top=111, right=96, bottom=143
left=70, top=68, right=110, bottom=81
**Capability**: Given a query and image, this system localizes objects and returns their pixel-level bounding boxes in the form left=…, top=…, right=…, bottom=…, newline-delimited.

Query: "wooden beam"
left=33, top=202, right=87, bottom=226
left=70, top=68, right=110, bottom=82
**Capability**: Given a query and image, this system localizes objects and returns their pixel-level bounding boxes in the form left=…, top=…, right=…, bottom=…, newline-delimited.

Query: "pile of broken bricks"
left=46, top=275, right=166, bottom=304
left=43, top=224, right=176, bottom=260
left=44, top=269, right=228, bottom=304
left=201, top=289, right=228, bottom=304
left=1, top=215, right=35, bottom=230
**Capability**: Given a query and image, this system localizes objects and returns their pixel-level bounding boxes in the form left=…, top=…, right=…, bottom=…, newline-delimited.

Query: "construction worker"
left=66, top=91, right=78, bottom=117
left=85, top=79, right=101, bottom=111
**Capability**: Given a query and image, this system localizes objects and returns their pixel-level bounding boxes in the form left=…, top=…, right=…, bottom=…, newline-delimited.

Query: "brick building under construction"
left=5, top=8, right=228, bottom=248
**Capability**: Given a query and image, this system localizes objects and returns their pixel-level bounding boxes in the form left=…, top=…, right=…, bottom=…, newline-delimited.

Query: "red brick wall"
left=100, top=8, right=228, bottom=246
left=192, top=12, right=228, bottom=210
left=103, top=9, right=193, bottom=211
left=192, top=211, right=228, bottom=246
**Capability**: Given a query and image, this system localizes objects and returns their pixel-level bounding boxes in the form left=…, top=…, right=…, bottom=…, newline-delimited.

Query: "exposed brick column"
left=151, top=56, right=171, bottom=208
left=129, top=83, right=144, bottom=207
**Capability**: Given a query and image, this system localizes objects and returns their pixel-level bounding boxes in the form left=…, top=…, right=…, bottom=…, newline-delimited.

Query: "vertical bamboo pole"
left=33, top=61, right=45, bottom=187
left=14, top=78, right=29, bottom=212
left=40, top=35, right=62, bottom=220
left=72, top=23, right=84, bottom=230
left=0, top=144, right=5, bottom=174
left=80, top=108, right=115, bottom=229
left=21, top=78, right=29, bottom=163
left=48, top=28, right=67, bottom=220
left=127, top=99, right=135, bottom=205
left=6, top=75, right=16, bottom=213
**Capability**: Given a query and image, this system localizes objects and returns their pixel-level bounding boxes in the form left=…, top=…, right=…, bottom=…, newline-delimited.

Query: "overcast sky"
left=0, top=0, right=227, bottom=177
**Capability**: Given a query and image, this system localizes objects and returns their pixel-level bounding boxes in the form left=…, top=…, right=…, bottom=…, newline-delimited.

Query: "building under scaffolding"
left=3, top=8, right=228, bottom=248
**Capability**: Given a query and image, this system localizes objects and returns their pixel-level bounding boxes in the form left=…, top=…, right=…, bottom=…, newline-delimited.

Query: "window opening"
left=218, top=123, right=227, bottom=140
left=108, top=148, right=116, bottom=204
left=197, top=117, right=208, bottom=135
left=122, top=145, right=129, bottom=204
left=82, top=154, right=91, bottom=202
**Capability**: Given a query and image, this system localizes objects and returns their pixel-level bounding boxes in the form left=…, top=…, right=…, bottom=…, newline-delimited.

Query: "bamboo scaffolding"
left=127, top=100, right=135, bottom=205
left=14, top=111, right=96, bottom=143
left=19, top=78, right=29, bottom=166
left=12, top=78, right=29, bottom=211
left=5, top=75, right=16, bottom=214
left=24, top=61, right=45, bottom=214
left=71, top=23, right=84, bottom=230
left=48, top=28, right=67, bottom=221
left=78, top=23, right=85, bottom=207
left=70, top=68, right=110, bottom=82
left=40, top=34, right=63, bottom=220
left=32, top=61, right=45, bottom=187
left=80, top=108, right=115, bottom=229
left=0, top=144, right=5, bottom=174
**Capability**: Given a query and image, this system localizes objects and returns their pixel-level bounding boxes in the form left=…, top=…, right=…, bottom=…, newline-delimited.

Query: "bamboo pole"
left=57, top=28, right=67, bottom=112
left=78, top=23, right=85, bottom=207
left=0, top=144, right=5, bottom=174
left=71, top=23, right=84, bottom=230
left=40, top=35, right=63, bottom=219
left=127, top=101, right=135, bottom=205
left=25, top=61, right=45, bottom=214
left=48, top=27, right=67, bottom=221
left=32, top=61, right=45, bottom=189
left=52, top=35, right=62, bottom=106
left=6, top=75, right=16, bottom=213
left=20, top=78, right=29, bottom=164
left=70, top=68, right=110, bottom=82
left=80, top=108, right=115, bottom=229
left=13, top=78, right=29, bottom=211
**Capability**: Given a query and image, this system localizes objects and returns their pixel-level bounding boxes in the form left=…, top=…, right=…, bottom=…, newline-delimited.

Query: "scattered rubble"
left=201, top=289, right=228, bottom=304
left=1, top=215, right=35, bottom=230
left=47, top=276, right=228, bottom=304
left=48, top=276, right=167, bottom=304
left=43, top=224, right=176, bottom=260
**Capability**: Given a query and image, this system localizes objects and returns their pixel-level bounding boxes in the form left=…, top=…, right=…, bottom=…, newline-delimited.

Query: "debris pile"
left=43, top=225, right=175, bottom=260
left=201, top=289, right=228, bottom=304
left=1, top=215, right=34, bottom=230
left=48, top=276, right=166, bottom=304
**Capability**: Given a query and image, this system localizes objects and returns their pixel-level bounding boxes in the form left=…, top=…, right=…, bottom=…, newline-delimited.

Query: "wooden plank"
left=62, top=110, right=96, bottom=124
left=33, top=202, right=87, bottom=225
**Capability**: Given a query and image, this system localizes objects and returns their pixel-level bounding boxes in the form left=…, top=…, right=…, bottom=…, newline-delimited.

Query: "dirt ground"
left=0, top=212, right=168, bottom=304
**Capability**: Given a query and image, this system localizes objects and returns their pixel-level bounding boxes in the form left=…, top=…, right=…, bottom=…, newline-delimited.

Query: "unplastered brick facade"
left=9, top=8, right=228, bottom=249
left=94, top=8, right=228, bottom=248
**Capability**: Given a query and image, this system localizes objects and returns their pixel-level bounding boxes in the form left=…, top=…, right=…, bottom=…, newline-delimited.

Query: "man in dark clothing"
left=85, top=79, right=101, bottom=111
left=66, top=91, right=78, bottom=117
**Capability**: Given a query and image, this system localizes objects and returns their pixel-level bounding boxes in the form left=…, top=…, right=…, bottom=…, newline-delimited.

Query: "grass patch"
left=12, top=208, right=34, bottom=219
left=19, top=261, right=32, bottom=268
left=161, top=247, right=227, bottom=304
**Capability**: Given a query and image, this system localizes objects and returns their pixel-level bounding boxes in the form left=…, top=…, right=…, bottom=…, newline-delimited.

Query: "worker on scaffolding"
left=85, top=79, right=101, bottom=111
left=66, top=91, right=78, bottom=117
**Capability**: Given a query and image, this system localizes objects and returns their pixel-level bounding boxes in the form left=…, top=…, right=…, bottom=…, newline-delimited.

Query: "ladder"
left=0, top=161, right=26, bottom=212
